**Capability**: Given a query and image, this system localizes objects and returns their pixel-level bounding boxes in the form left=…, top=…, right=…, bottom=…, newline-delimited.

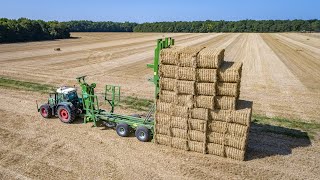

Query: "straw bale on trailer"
left=160, top=46, right=183, bottom=65
left=177, top=46, right=205, bottom=67
left=218, top=61, right=243, bottom=83
left=217, top=82, right=240, bottom=97
left=196, top=82, right=216, bottom=96
left=197, top=48, right=225, bottom=68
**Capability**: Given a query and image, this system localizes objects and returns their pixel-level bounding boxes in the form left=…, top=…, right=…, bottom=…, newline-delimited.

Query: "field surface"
left=0, top=32, right=319, bottom=179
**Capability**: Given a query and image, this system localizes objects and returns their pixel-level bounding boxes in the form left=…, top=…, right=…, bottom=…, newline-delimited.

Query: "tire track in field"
left=225, top=33, right=320, bottom=120
left=261, top=33, right=320, bottom=92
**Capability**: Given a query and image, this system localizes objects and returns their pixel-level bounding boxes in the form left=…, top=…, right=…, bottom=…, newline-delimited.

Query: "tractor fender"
left=57, top=102, right=75, bottom=111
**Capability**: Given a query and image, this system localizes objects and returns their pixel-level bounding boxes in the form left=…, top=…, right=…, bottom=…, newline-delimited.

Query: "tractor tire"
left=135, top=126, right=151, bottom=142
left=116, top=123, right=130, bottom=137
left=39, top=104, right=52, bottom=118
left=57, top=106, right=75, bottom=123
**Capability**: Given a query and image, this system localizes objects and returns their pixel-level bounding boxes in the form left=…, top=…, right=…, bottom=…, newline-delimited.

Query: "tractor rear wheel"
left=135, top=126, right=151, bottom=142
left=116, top=123, right=130, bottom=137
left=39, top=104, right=52, bottom=118
left=57, top=106, right=75, bottom=123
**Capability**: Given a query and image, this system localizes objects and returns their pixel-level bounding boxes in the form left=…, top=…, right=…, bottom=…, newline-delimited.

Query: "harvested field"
left=0, top=32, right=320, bottom=179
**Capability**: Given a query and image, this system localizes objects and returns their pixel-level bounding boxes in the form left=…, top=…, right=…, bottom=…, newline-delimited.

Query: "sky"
left=0, top=0, right=319, bottom=23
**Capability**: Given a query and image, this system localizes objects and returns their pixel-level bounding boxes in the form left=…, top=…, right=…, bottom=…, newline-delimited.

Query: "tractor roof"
left=57, top=86, right=76, bottom=94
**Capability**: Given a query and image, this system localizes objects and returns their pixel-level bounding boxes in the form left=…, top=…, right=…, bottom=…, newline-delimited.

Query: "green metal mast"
left=147, top=37, right=175, bottom=99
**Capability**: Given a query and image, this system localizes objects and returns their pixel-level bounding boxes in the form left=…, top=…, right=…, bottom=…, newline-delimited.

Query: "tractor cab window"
left=67, top=91, right=78, bottom=100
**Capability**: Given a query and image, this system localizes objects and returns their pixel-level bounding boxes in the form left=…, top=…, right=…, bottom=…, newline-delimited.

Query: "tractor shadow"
left=246, top=123, right=312, bottom=160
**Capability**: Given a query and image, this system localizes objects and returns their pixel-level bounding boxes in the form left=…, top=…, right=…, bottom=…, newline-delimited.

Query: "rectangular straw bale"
left=155, top=125, right=171, bottom=136
left=197, top=69, right=218, bottom=83
left=196, top=82, right=216, bottom=96
left=226, top=135, right=247, bottom=150
left=160, top=46, right=182, bottom=65
left=156, top=100, right=173, bottom=114
left=155, top=112, right=171, bottom=126
left=171, top=116, right=188, bottom=130
left=195, top=95, right=215, bottom=110
left=171, top=128, right=188, bottom=139
left=175, top=94, right=194, bottom=108
left=207, top=132, right=225, bottom=145
left=171, top=137, right=188, bottom=150
left=218, top=61, right=243, bottom=83
left=175, top=80, right=196, bottom=95
left=176, top=67, right=197, bottom=81
left=215, top=96, right=237, bottom=110
left=225, top=147, right=246, bottom=161
left=189, top=119, right=206, bottom=132
left=207, top=121, right=227, bottom=134
left=217, top=82, right=240, bottom=97
left=197, top=48, right=225, bottom=68
left=191, top=108, right=209, bottom=120
left=227, top=123, right=248, bottom=137
left=159, top=78, right=175, bottom=91
left=188, top=130, right=206, bottom=142
left=207, top=132, right=247, bottom=150
left=159, top=65, right=176, bottom=78
left=188, top=141, right=205, bottom=153
left=159, top=90, right=175, bottom=104
left=177, top=46, right=205, bottom=67
left=172, top=105, right=190, bottom=118
left=210, top=108, right=252, bottom=126
left=207, top=143, right=225, bottom=157
left=155, top=134, right=171, bottom=146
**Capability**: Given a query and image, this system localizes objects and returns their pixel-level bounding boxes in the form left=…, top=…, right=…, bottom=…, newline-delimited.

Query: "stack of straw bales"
left=155, top=46, right=252, bottom=161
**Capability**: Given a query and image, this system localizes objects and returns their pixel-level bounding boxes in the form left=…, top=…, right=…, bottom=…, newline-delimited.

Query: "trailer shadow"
left=246, top=123, right=312, bottom=160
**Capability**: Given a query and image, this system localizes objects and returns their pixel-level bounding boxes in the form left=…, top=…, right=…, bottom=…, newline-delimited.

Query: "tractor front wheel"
left=57, top=106, right=75, bottom=123
left=39, top=104, right=52, bottom=118
left=116, top=123, right=130, bottom=137
left=135, top=126, right=151, bottom=142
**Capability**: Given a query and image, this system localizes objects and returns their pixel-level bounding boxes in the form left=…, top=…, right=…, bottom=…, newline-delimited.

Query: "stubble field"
left=0, top=32, right=319, bottom=179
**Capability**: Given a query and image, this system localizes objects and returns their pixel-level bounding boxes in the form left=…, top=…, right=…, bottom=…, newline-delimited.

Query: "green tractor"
left=38, top=86, right=83, bottom=123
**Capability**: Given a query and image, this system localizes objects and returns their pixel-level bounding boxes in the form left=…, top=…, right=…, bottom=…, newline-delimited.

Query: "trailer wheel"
left=39, top=104, right=52, bottom=118
left=57, top=106, right=75, bottom=123
left=135, top=126, right=151, bottom=142
left=116, top=123, right=130, bottom=137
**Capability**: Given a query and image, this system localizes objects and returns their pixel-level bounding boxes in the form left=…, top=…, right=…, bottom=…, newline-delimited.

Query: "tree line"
left=1, top=18, right=319, bottom=43
left=133, top=20, right=320, bottom=33
left=65, top=20, right=137, bottom=32
left=0, top=18, right=70, bottom=43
